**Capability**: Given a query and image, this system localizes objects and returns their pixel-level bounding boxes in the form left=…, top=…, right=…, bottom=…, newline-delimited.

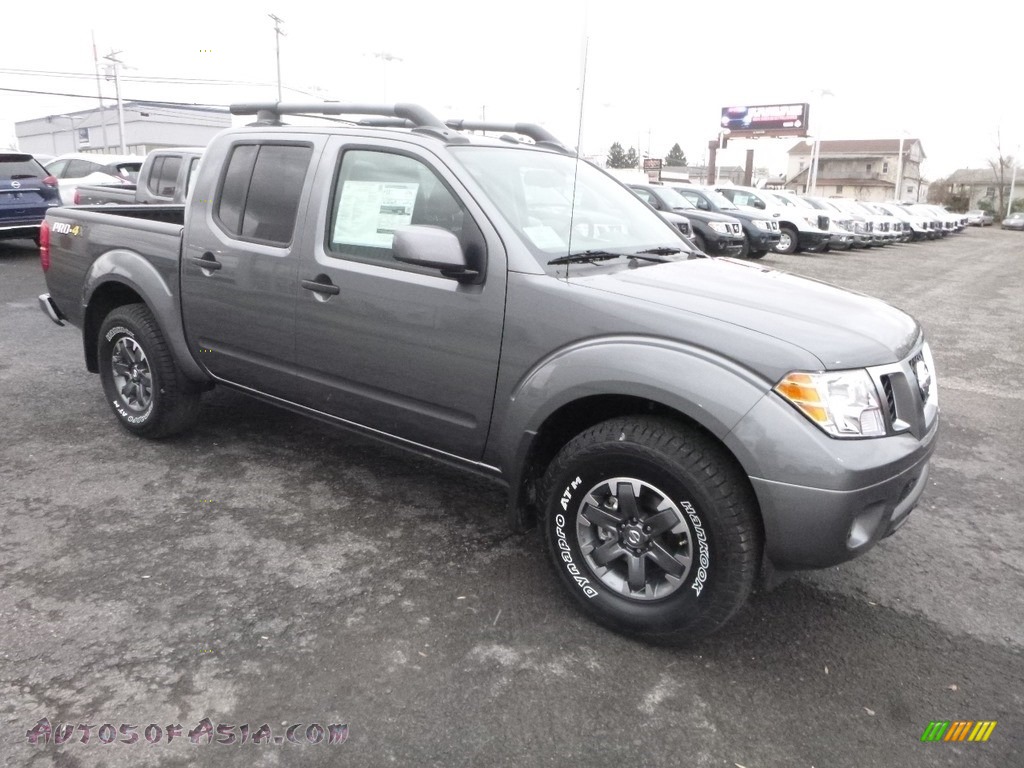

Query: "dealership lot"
left=1, top=230, right=1021, bottom=766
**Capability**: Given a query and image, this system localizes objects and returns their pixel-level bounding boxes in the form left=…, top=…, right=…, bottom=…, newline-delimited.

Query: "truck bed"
left=43, top=205, right=186, bottom=329
left=75, top=183, right=138, bottom=206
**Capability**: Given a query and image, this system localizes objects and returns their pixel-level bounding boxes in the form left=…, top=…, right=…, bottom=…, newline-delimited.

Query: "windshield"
left=650, top=186, right=697, bottom=210
left=451, top=147, right=695, bottom=268
left=680, top=187, right=738, bottom=210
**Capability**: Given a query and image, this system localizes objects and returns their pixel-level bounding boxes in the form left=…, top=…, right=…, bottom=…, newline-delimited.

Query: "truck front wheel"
left=98, top=303, right=201, bottom=438
left=774, top=226, right=799, bottom=254
left=541, top=416, right=762, bottom=642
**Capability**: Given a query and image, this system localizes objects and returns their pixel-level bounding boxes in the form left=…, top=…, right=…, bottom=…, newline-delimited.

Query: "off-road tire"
left=98, top=303, right=201, bottom=438
left=541, top=416, right=762, bottom=642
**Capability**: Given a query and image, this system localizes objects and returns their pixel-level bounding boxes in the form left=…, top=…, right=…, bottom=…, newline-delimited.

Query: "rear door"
left=290, top=138, right=507, bottom=459
left=181, top=136, right=322, bottom=398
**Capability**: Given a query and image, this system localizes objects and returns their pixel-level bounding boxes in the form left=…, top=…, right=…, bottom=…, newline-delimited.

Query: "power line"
left=0, top=67, right=276, bottom=88
left=0, top=86, right=226, bottom=107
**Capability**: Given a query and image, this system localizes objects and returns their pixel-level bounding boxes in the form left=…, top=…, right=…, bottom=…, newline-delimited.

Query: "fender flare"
left=83, top=250, right=208, bottom=383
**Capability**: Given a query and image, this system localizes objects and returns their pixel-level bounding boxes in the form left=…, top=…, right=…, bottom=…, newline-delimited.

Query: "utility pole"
left=103, top=50, right=127, bottom=153
left=269, top=14, right=285, bottom=102
left=91, top=31, right=110, bottom=151
left=894, top=135, right=905, bottom=202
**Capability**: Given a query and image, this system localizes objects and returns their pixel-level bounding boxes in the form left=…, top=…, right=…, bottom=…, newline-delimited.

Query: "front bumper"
left=725, top=378, right=939, bottom=571
left=707, top=237, right=745, bottom=257
left=748, top=230, right=782, bottom=249
left=797, top=231, right=831, bottom=252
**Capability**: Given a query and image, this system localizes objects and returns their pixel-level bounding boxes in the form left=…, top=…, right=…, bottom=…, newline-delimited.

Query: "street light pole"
left=269, top=14, right=285, bottom=102
left=103, top=51, right=127, bottom=153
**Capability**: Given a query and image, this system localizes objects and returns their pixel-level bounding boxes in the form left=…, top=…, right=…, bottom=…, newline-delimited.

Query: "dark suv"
left=671, top=185, right=781, bottom=259
left=629, top=184, right=745, bottom=257
left=0, top=153, right=62, bottom=243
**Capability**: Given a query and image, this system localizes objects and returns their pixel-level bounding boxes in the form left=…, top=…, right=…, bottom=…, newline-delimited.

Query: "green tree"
left=606, top=142, right=629, bottom=168
left=624, top=147, right=640, bottom=169
left=665, top=143, right=687, bottom=166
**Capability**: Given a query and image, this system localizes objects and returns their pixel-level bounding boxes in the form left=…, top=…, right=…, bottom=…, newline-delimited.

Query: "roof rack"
left=228, top=102, right=467, bottom=142
left=444, top=120, right=573, bottom=155
left=228, top=103, right=574, bottom=154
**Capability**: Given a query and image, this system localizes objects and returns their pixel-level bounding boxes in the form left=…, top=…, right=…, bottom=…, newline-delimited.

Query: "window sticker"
left=333, top=181, right=419, bottom=248
left=522, top=224, right=566, bottom=250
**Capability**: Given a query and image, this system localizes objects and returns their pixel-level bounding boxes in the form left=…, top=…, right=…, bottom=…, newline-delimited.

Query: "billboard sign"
left=720, top=103, right=809, bottom=138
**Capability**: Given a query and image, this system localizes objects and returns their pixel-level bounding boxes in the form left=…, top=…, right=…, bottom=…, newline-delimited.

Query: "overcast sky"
left=3, top=0, right=1021, bottom=178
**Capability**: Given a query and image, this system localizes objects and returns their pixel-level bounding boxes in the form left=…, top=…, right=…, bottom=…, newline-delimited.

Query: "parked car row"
left=627, top=179, right=979, bottom=258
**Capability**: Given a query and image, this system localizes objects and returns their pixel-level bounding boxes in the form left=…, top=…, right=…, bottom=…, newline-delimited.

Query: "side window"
left=147, top=156, right=181, bottom=196
left=46, top=160, right=69, bottom=177
left=216, top=144, right=312, bottom=245
left=65, top=159, right=98, bottom=177
left=632, top=188, right=656, bottom=205
left=327, top=150, right=473, bottom=271
left=146, top=157, right=166, bottom=195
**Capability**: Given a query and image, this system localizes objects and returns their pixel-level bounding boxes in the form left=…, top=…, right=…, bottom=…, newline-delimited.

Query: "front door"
left=291, top=139, right=507, bottom=460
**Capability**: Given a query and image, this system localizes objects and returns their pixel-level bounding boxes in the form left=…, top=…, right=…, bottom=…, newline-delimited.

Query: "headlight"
left=709, top=221, right=730, bottom=234
left=775, top=369, right=885, bottom=438
left=752, top=219, right=772, bottom=230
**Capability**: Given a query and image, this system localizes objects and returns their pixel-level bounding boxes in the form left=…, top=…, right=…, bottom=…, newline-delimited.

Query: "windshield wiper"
left=635, top=247, right=682, bottom=257
left=547, top=250, right=622, bottom=265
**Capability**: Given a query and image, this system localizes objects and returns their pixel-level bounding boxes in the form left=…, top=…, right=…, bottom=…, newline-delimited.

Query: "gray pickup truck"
left=38, top=102, right=939, bottom=642
left=73, top=147, right=203, bottom=206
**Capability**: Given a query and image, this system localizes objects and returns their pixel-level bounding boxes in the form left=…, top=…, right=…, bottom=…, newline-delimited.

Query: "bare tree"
left=988, top=129, right=1016, bottom=217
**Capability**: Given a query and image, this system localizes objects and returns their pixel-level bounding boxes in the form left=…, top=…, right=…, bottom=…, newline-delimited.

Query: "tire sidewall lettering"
left=104, top=326, right=133, bottom=343
left=551, top=459, right=714, bottom=606
left=102, top=322, right=155, bottom=427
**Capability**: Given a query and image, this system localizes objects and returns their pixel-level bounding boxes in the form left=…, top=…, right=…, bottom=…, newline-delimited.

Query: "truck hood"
left=573, top=257, right=920, bottom=368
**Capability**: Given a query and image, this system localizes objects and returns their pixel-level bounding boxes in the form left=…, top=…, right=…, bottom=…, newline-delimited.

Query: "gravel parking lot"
left=2, top=230, right=1022, bottom=767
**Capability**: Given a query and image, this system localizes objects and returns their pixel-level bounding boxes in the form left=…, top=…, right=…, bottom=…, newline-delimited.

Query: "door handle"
left=301, top=278, right=340, bottom=296
left=190, top=253, right=222, bottom=271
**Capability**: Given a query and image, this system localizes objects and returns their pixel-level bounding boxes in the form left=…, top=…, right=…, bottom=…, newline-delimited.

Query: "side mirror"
left=753, top=199, right=766, bottom=210
left=393, top=225, right=479, bottom=283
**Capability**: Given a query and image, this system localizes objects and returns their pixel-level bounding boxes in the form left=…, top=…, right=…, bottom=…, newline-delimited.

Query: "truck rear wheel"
left=98, top=303, right=201, bottom=438
left=541, top=416, right=762, bottom=642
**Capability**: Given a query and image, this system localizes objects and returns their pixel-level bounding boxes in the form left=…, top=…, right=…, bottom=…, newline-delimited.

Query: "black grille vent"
left=818, top=215, right=830, bottom=230
left=881, top=375, right=897, bottom=422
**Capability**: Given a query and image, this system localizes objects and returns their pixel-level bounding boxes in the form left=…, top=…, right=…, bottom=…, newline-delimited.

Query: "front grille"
left=867, top=222, right=874, bottom=233
left=678, top=222, right=691, bottom=236
left=731, top=223, right=741, bottom=234
left=769, top=220, right=779, bottom=231
left=818, top=215, right=830, bottom=230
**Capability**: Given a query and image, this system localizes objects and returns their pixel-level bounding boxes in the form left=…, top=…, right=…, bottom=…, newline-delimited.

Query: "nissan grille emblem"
left=914, top=359, right=932, bottom=399
left=11, top=180, right=20, bottom=188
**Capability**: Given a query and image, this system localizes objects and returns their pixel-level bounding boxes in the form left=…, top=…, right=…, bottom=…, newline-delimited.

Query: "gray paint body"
left=39, top=124, right=939, bottom=571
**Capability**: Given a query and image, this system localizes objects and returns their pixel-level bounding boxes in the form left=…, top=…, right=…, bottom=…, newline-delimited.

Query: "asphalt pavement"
left=1, top=228, right=1021, bottom=767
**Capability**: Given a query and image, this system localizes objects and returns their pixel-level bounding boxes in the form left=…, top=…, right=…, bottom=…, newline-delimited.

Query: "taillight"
left=42, top=175, right=58, bottom=187
left=39, top=221, right=50, bottom=271
left=73, top=188, right=81, bottom=205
